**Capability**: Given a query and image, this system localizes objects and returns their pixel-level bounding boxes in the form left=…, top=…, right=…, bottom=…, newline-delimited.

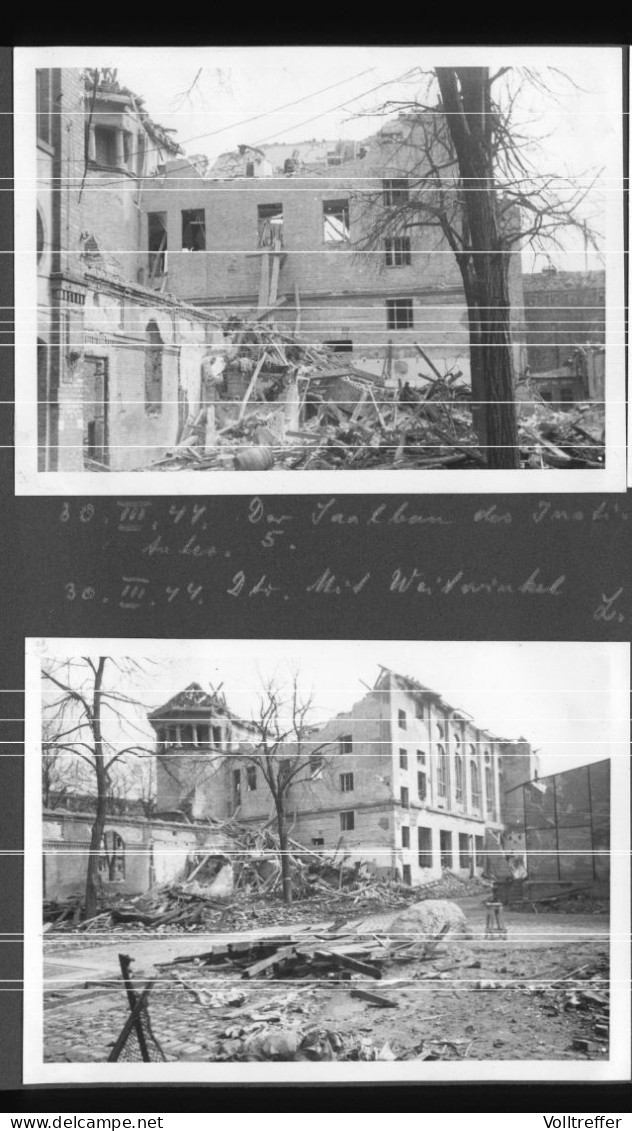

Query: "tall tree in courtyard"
left=236, top=675, right=333, bottom=904
left=355, top=66, right=601, bottom=467
left=42, top=658, right=153, bottom=920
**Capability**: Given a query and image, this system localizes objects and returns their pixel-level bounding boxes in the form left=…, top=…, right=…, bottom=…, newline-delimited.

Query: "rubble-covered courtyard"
left=43, top=878, right=610, bottom=1065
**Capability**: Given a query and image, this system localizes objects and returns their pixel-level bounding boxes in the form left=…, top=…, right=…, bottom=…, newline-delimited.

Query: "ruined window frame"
left=399, top=748, right=408, bottom=770
left=400, top=785, right=409, bottom=807
left=181, top=208, right=206, bottom=252
left=339, top=735, right=353, bottom=755
left=322, top=198, right=350, bottom=243
left=147, top=212, right=168, bottom=279
left=398, top=709, right=407, bottom=730
left=401, top=824, right=410, bottom=849
left=144, top=319, right=164, bottom=417
left=93, top=125, right=119, bottom=169
left=257, top=203, right=284, bottom=247
left=246, top=765, right=257, bottom=792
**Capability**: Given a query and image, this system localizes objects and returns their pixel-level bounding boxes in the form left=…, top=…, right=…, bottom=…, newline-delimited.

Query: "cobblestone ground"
left=43, top=905, right=610, bottom=1064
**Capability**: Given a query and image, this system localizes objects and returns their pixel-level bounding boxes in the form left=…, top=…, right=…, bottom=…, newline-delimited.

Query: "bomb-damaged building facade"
left=36, top=67, right=533, bottom=474
left=44, top=665, right=611, bottom=903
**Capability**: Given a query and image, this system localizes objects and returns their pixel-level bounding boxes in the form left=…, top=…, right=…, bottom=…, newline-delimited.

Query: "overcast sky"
left=40, top=641, right=627, bottom=778
left=26, top=46, right=622, bottom=271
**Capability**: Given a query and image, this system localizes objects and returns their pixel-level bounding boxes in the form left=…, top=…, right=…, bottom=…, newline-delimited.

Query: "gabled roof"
left=148, top=682, right=228, bottom=721
left=148, top=682, right=257, bottom=731
left=374, top=665, right=438, bottom=699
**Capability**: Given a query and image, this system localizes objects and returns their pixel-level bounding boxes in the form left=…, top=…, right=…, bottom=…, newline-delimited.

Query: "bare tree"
left=234, top=675, right=333, bottom=904
left=42, top=717, right=92, bottom=809
left=133, top=754, right=157, bottom=819
left=41, top=658, right=153, bottom=920
left=353, top=66, right=601, bottom=467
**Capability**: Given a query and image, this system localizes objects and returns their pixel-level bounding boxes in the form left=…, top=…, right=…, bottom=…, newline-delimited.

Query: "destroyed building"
left=42, top=808, right=232, bottom=900
left=522, top=268, right=605, bottom=405
left=36, top=70, right=537, bottom=474
left=36, top=68, right=223, bottom=472
left=145, top=668, right=539, bottom=888
left=140, top=122, right=526, bottom=385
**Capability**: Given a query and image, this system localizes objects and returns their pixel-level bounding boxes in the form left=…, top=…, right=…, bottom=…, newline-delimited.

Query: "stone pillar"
left=115, top=129, right=125, bottom=170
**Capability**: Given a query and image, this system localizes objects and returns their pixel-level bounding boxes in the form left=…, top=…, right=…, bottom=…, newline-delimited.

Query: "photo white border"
left=14, top=45, right=627, bottom=495
left=23, top=637, right=631, bottom=1084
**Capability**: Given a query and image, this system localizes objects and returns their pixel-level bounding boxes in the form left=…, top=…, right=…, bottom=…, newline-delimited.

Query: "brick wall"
left=43, top=810, right=230, bottom=898
left=78, top=169, right=143, bottom=286
left=141, top=170, right=464, bottom=307
left=52, top=69, right=86, bottom=282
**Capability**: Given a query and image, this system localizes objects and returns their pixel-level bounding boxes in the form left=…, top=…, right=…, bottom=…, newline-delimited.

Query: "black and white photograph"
left=23, top=639, right=630, bottom=1083
left=14, top=46, right=626, bottom=494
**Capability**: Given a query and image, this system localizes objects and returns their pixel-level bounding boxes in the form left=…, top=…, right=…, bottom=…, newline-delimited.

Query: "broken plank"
left=414, top=343, right=444, bottom=381
left=242, top=945, right=297, bottom=980
left=315, top=949, right=382, bottom=979
left=350, top=988, right=398, bottom=1008
left=238, top=353, right=267, bottom=421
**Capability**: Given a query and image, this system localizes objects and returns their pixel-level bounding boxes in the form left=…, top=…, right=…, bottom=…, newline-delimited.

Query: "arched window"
left=485, top=765, right=495, bottom=819
left=470, top=761, right=482, bottom=810
left=455, top=754, right=464, bottom=804
left=436, top=743, right=449, bottom=800
left=99, top=831, right=125, bottom=881
left=145, top=320, right=163, bottom=415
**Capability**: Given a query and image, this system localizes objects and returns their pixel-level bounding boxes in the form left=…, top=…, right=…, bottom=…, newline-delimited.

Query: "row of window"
left=94, top=821, right=487, bottom=880
left=399, top=760, right=495, bottom=815
left=398, top=745, right=496, bottom=813
left=232, top=765, right=258, bottom=794
left=147, top=206, right=412, bottom=261
left=413, top=828, right=485, bottom=872
left=157, top=723, right=226, bottom=749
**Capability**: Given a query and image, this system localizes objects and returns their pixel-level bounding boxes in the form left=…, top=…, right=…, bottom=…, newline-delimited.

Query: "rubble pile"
left=44, top=815, right=492, bottom=935
left=140, top=309, right=604, bottom=472
left=518, top=402, right=605, bottom=470
left=521, top=954, right=609, bottom=1055
left=155, top=914, right=477, bottom=1060
left=531, top=889, right=610, bottom=915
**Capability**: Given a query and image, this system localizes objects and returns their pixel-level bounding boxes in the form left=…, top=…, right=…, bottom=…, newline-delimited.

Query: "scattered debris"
left=136, top=309, right=604, bottom=472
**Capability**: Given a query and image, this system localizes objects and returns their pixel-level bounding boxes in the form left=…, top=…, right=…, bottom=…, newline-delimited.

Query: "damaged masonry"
left=41, top=656, right=612, bottom=1064
left=36, top=68, right=606, bottom=473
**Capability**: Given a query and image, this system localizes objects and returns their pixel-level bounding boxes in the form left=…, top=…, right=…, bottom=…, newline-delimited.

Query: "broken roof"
left=148, top=682, right=231, bottom=721
left=83, top=67, right=183, bottom=156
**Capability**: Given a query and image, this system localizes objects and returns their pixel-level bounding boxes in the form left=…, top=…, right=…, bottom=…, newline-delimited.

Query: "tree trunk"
left=275, top=797, right=292, bottom=905
left=436, top=67, right=519, bottom=469
left=84, top=658, right=107, bottom=921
